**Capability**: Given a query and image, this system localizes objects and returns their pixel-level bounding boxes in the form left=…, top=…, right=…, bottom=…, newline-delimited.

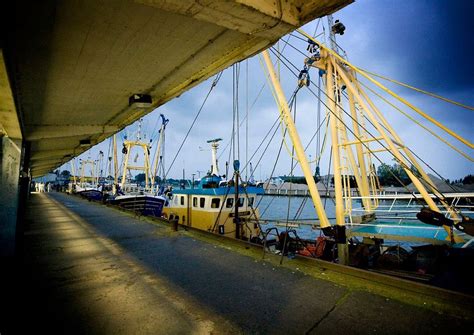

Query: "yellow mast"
left=325, top=58, right=349, bottom=263
left=297, top=29, right=473, bottom=150
left=261, top=50, right=332, bottom=231
left=79, top=159, right=95, bottom=187
left=298, top=28, right=463, bottom=243
left=120, top=119, right=153, bottom=192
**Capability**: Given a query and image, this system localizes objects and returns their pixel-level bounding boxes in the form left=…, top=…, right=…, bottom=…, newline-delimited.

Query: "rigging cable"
left=358, top=68, right=474, bottom=111
left=356, top=80, right=473, bottom=162
left=268, top=46, right=424, bottom=205
left=297, top=29, right=473, bottom=149
left=338, top=86, right=465, bottom=205
left=165, top=71, right=223, bottom=179
left=270, top=43, right=466, bottom=218
left=217, top=35, right=293, bottom=162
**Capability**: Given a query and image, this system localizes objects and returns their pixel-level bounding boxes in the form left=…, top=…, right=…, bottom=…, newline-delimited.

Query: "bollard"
left=172, top=218, right=178, bottom=231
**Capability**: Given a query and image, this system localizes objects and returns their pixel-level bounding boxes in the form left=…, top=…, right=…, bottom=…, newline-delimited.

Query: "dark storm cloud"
left=338, top=0, right=474, bottom=93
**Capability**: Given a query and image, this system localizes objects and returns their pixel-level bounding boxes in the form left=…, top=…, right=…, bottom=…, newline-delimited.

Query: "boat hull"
left=77, top=189, right=103, bottom=201
left=111, top=195, right=166, bottom=217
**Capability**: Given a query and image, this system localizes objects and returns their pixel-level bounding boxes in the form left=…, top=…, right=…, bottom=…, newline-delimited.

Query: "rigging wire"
left=217, top=34, right=294, bottom=163
left=298, top=29, right=473, bottom=149
left=358, top=67, right=474, bottom=111
left=268, top=46, right=427, bottom=204
left=164, top=71, right=223, bottom=179
left=357, top=80, right=473, bottom=162
left=340, top=85, right=464, bottom=202
left=271, top=43, right=467, bottom=216
left=246, top=59, right=249, bottom=181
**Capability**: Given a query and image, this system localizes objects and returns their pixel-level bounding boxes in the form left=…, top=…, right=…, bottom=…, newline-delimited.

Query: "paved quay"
left=10, top=192, right=474, bottom=334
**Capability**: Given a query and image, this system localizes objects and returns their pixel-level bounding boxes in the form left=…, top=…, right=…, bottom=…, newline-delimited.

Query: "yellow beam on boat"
left=357, top=68, right=474, bottom=111
left=326, top=58, right=348, bottom=227
left=347, top=91, right=373, bottom=211
left=334, top=61, right=463, bottom=243
left=340, top=137, right=384, bottom=146
left=351, top=76, right=461, bottom=223
left=297, top=29, right=473, bottom=149
left=261, top=50, right=331, bottom=229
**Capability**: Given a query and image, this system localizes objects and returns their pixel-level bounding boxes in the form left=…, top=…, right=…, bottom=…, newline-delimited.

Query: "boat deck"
left=5, top=192, right=473, bottom=334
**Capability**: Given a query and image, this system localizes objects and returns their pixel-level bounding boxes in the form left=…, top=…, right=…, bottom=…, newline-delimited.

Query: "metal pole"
left=234, top=170, right=240, bottom=239
left=326, top=58, right=348, bottom=264
left=121, top=142, right=131, bottom=188
left=335, top=61, right=462, bottom=243
left=261, top=50, right=331, bottom=230
left=348, top=91, right=371, bottom=208
left=113, top=134, right=118, bottom=190
left=152, top=119, right=166, bottom=190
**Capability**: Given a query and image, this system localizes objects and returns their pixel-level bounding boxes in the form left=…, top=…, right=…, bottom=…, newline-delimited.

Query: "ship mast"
left=297, top=27, right=464, bottom=243
left=120, top=118, right=153, bottom=192
left=151, top=114, right=169, bottom=192
left=70, top=158, right=77, bottom=185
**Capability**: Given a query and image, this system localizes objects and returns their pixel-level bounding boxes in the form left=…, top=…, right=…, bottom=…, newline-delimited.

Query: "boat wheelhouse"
left=163, top=138, right=264, bottom=241
left=164, top=174, right=264, bottom=241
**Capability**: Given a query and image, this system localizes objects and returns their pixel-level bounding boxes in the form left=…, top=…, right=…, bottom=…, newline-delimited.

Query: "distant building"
left=406, top=173, right=468, bottom=193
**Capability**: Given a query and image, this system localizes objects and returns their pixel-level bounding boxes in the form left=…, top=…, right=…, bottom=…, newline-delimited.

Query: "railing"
left=263, top=188, right=360, bottom=197
left=350, top=192, right=474, bottom=223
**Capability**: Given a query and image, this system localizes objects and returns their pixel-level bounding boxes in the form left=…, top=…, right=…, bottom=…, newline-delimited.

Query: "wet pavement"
left=9, top=192, right=474, bottom=334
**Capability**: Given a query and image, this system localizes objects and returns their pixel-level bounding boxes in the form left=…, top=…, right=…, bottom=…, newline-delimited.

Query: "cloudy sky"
left=67, top=0, right=473, bottom=182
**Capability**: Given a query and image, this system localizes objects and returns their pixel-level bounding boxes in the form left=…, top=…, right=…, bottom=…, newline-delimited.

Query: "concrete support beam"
left=25, top=125, right=119, bottom=141
left=30, top=156, right=68, bottom=165
left=32, top=167, right=57, bottom=177
left=30, top=160, right=64, bottom=170
left=137, top=0, right=351, bottom=39
left=30, top=149, right=76, bottom=161
left=0, top=136, right=22, bottom=257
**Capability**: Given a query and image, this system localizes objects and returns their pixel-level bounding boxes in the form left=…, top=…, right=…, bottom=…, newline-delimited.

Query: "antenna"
left=207, top=138, right=222, bottom=176
left=327, top=14, right=345, bottom=55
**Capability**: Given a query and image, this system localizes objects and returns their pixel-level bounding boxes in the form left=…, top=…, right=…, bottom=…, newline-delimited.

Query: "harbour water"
left=257, top=195, right=338, bottom=240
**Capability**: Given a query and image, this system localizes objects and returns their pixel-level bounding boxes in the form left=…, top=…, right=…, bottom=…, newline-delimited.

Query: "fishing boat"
left=254, top=15, right=474, bottom=285
left=74, top=156, right=104, bottom=201
left=109, top=116, right=167, bottom=217
left=163, top=138, right=264, bottom=241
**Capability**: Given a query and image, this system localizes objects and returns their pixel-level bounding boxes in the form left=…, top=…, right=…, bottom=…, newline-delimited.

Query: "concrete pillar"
left=0, top=136, right=22, bottom=258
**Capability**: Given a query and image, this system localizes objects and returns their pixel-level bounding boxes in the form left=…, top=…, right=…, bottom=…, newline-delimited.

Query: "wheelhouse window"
left=193, top=197, right=197, bottom=207
left=200, top=197, right=205, bottom=208
left=180, top=196, right=185, bottom=206
left=226, top=198, right=234, bottom=208
left=211, top=198, right=220, bottom=208
left=238, top=198, right=244, bottom=207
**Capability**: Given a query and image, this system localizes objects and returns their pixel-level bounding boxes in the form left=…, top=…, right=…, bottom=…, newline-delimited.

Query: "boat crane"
left=78, top=158, right=96, bottom=188
left=261, top=16, right=473, bottom=263
left=151, top=114, right=169, bottom=193
left=120, top=118, right=153, bottom=192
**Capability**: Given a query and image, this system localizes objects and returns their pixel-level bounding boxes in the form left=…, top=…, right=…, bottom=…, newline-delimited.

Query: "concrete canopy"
left=1, top=0, right=351, bottom=177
